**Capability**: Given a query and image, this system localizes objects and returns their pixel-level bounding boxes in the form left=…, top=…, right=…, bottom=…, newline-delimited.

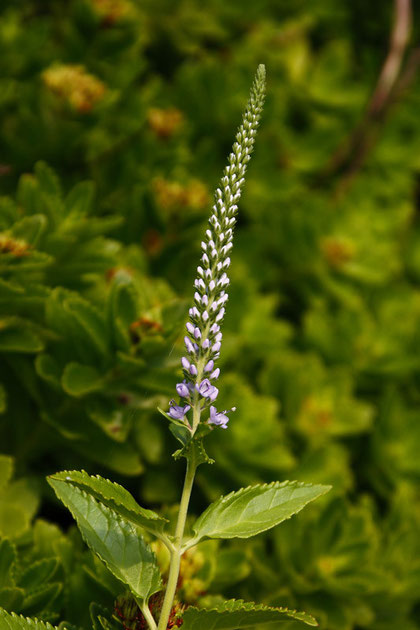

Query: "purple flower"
left=169, top=402, right=191, bottom=420
left=184, top=336, right=194, bottom=353
left=208, top=405, right=236, bottom=429
left=210, top=368, right=220, bottom=379
left=209, top=386, right=219, bottom=402
left=197, top=379, right=218, bottom=401
left=204, top=359, right=214, bottom=372
left=181, top=357, right=190, bottom=370
left=176, top=382, right=190, bottom=398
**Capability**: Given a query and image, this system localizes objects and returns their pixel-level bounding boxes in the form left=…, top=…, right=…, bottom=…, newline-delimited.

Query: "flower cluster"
left=168, top=65, right=266, bottom=432
left=42, top=64, right=106, bottom=114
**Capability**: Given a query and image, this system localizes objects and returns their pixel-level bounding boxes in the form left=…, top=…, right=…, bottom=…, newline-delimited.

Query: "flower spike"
left=167, top=65, right=266, bottom=433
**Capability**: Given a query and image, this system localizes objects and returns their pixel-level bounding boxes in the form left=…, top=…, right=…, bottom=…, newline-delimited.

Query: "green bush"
left=1, top=1, right=420, bottom=629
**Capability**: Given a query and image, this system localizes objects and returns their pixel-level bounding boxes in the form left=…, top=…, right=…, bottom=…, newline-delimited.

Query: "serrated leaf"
left=20, top=584, right=61, bottom=616
left=47, top=478, right=161, bottom=603
left=61, top=363, right=104, bottom=397
left=49, top=470, right=168, bottom=536
left=190, top=481, right=330, bottom=544
left=20, top=582, right=63, bottom=615
left=181, top=599, right=318, bottom=628
left=18, top=559, right=58, bottom=590
left=0, top=608, right=58, bottom=630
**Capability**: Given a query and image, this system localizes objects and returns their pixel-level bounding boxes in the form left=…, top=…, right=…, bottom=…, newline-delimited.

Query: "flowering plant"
left=0, top=66, right=329, bottom=630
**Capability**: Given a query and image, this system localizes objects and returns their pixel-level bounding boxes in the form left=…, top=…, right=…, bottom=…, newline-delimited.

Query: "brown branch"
left=368, top=0, right=412, bottom=116
left=321, top=0, right=412, bottom=190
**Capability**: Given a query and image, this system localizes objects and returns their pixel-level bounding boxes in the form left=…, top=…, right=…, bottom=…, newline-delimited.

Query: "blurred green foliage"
left=0, top=0, right=420, bottom=628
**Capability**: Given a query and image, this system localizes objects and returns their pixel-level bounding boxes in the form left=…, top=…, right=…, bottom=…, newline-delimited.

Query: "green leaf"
left=0, top=504, right=29, bottom=539
left=35, top=355, right=62, bottom=389
left=190, top=481, right=330, bottom=544
left=47, top=478, right=161, bottom=603
left=0, top=540, right=17, bottom=589
left=11, top=215, right=47, bottom=247
left=65, top=181, right=95, bottom=217
left=181, top=599, right=318, bottom=628
left=63, top=297, right=108, bottom=358
left=90, top=603, right=121, bottom=630
left=18, top=560, right=58, bottom=590
left=0, top=608, right=57, bottom=630
left=48, top=470, right=168, bottom=537
left=0, top=327, right=43, bottom=353
left=173, top=438, right=214, bottom=467
left=61, top=362, right=104, bottom=396
left=0, top=456, right=13, bottom=491
left=34, top=162, right=61, bottom=199
left=0, top=588, right=25, bottom=611
left=20, top=583, right=61, bottom=616
left=211, top=550, right=250, bottom=590
left=42, top=409, right=143, bottom=475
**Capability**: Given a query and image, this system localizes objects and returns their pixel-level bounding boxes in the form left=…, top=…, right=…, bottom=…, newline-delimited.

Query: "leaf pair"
left=0, top=600, right=317, bottom=629
left=47, top=471, right=330, bottom=627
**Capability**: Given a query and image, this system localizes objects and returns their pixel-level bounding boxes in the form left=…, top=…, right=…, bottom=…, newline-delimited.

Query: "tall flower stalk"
left=45, top=63, right=329, bottom=630
left=159, top=64, right=266, bottom=630
left=168, top=63, right=266, bottom=435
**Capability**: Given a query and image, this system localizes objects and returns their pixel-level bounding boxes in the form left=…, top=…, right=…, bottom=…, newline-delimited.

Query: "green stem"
left=157, top=453, right=198, bottom=630
left=141, top=602, right=158, bottom=630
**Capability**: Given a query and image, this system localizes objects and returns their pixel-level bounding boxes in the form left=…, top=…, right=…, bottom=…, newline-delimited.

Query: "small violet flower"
left=208, top=405, right=236, bottom=429
left=169, top=402, right=191, bottom=420
left=176, top=382, right=190, bottom=398
left=196, top=379, right=219, bottom=402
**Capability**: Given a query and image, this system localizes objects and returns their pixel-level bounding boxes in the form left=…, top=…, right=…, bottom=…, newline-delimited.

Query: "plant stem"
left=141, top=602, right=158, bottom=630
left=157, top=453, right=198, bottom=630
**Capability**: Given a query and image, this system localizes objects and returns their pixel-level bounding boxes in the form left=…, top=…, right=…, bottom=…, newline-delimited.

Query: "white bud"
left=216, top=308, right=225, bottom=322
